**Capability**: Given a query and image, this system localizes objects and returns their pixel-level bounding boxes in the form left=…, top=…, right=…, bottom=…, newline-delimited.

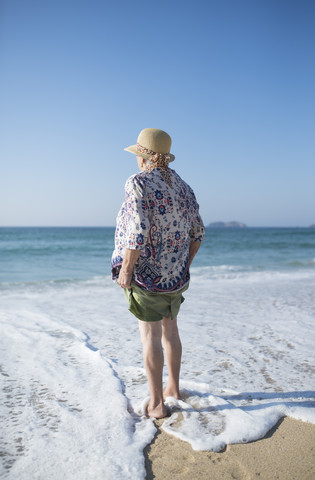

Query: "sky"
left=1, top=0, right=314, bottom=227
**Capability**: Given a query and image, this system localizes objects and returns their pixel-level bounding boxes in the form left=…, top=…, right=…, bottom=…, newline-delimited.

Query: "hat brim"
left=124, top=144, right=175, bottom=162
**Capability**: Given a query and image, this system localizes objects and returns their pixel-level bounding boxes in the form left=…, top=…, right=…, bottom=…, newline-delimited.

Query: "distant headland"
left=207, top=221, right=247, bottom=228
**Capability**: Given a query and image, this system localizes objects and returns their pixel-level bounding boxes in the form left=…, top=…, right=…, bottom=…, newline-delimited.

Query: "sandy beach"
left=145, top=417, right=315, bottom=480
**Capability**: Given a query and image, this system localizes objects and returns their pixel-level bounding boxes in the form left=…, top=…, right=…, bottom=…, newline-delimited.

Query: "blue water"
left=0, top=227, right=113, bottom=282
left=197, top=227, right=315, bottom=270
left=0, top=227, right=314, bottom=283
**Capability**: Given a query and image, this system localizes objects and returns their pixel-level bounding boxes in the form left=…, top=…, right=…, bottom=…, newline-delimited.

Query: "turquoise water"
left=197, top=227, right=315, bottom=270
left=0, top=227, right=113, bottom=282
left=0, top=227, right=314, bottom=283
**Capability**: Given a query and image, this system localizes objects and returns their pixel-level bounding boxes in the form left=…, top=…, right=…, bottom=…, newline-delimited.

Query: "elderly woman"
left=111, top=128, right=205, bottom=419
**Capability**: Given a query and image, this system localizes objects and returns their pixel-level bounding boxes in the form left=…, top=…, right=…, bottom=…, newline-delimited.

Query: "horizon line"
left=0, top=225, right=314, bottom=229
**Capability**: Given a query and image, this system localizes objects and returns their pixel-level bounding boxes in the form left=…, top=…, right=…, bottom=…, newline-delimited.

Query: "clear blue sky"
left=1, top=0, right=314, bottom=227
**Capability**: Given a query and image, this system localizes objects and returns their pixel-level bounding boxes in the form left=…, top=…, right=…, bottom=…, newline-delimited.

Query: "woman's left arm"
left=117, top=248, right=141, bottom=289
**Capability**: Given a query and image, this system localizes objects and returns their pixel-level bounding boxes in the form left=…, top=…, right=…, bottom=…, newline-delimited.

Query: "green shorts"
left=124, top=283, right=189, bottom=322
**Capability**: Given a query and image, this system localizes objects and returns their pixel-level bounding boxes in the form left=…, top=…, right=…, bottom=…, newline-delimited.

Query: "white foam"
left=161, top=383, right=315, bottom=452
left=1, top=266, right=315, bottom=477
left=0, top=310, right=154, bottom=479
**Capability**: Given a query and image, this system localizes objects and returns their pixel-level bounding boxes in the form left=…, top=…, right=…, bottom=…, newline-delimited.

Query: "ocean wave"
left=0, top=275, right=110, bottom=290
left=190, top=262, right=315, bottom=282
left=286, top=258, right=315, bottom=267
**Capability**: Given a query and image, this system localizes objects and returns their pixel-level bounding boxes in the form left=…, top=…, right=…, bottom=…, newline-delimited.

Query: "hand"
left=117, top=249, right=140, bottom=289
left=117, top=270, right=132, bottom=289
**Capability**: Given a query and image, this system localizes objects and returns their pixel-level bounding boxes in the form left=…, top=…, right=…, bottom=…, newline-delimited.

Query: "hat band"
left=136, top=142, right=171, bottom=163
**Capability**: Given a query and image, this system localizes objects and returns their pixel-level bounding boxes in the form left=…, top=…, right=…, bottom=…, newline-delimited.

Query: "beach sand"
left=144, top=417, right=315, bottom=480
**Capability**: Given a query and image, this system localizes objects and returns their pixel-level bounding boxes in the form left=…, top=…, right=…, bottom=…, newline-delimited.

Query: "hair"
left=137, top=156, right=153, bottom=167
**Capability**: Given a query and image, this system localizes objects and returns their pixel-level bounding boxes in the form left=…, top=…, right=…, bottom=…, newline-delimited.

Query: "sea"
left=1, top=226, right=315, bottom=479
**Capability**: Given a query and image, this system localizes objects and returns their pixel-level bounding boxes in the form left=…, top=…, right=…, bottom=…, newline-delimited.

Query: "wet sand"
left=144, top=417, right=315, bottom=480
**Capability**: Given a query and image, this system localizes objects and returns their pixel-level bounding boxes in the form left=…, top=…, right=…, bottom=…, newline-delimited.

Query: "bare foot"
left=147, top=401, right=168, bottom=419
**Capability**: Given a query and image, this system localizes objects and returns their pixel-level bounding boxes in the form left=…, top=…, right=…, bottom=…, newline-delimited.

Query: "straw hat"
left=124, top=128, right=175, bottom=162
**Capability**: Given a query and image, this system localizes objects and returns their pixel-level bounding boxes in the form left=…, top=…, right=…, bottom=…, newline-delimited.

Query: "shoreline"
left=144, top=417, right=315, bottom=480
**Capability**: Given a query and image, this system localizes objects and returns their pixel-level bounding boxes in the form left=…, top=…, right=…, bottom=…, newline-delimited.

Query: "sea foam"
left=0, top=264, right=315, bottom=478
left=0, top=309, right=154, bottom=479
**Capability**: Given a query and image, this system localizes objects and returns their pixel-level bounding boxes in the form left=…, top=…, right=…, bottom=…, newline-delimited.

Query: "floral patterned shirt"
left=111, top=168, right=205, bottom=293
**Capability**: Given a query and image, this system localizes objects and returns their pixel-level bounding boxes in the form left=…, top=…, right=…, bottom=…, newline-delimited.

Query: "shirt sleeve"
left=123, top=175, right=150, bottom=250
left=188, top=188, right=206, bottom=242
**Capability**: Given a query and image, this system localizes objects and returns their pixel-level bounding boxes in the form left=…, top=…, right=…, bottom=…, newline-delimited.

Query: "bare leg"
left=162, top=315, right=182, bottom=399
left=138, top=320, right=168, bottom=418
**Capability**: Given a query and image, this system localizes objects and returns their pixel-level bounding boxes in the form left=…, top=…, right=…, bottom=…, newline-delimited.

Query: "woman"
left=111, top=128, right=205, bottom=418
